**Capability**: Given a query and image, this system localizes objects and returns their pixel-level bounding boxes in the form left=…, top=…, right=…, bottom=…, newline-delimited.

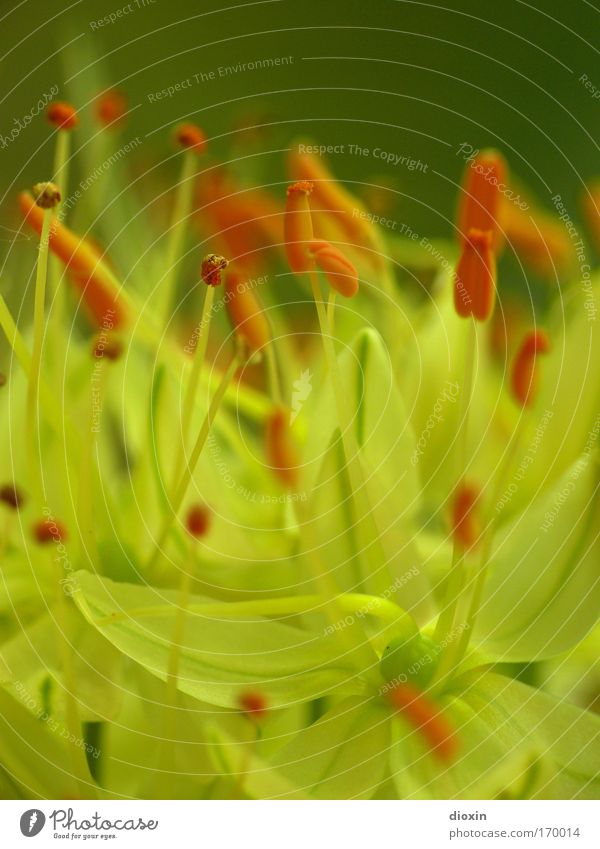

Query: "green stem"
left=147, top=352, right=240, bottom=570
left=49, top=131, right=70, bottom=388
left=171, top=284, right=215, bottom=492
left=310, top=270, right=386, bottom=595
left=26, top=209, right=52, bottom=502
left=157, top=150, right=197, bottom=324
left=433, top=317, right=477, bottom=647
left=265, top=343, right=282, bottom=405
left=441, top=421, right=527, bottom=679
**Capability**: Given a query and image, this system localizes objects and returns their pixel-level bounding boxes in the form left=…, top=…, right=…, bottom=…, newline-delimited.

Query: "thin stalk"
left=265, top=343, right=282, bottom=405
left=49, top=130, right=70, bottom=387
left=53, top=557, right=90, bottom=790
left=26, top=209, right=53, bottom=502
left=326, top=290, right=337, bottom=334
left=148, top=352, right=240, bottom=570
left=433, top=317, right=477, bottom=646
left=442, top=421, right=527, bottom=679
left=171, top=284, right=215, bottom=492
left=310, top=270, right=387, bottom=596
left=156, top=151, right=197, bottom=324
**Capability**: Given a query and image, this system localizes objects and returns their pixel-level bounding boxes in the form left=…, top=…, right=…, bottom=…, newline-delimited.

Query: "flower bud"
left=33, top=182, right=61, bottom=209
left=201, top=253, right=228, bottom=287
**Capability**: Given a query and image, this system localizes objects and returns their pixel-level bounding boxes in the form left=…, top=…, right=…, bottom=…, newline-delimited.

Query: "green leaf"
left=475, top=452, right=600, bottom=660
left=272, top=696, right=390, bottom=799
left=72, top=571, right=361, bottom=709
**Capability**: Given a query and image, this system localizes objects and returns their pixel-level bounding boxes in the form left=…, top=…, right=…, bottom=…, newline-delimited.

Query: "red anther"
left=201, top=253, right=228, bottom=287
left=224, top=270, right=271, bottom=353
left=511, top=330, right=551, bottom=408
left=452, top=482, right=480, bottom=550
left=388, top=682, right=458, bottom=763
left=307, top=239, right=359, bottom=298
left=266, top=405, right=299, bottom=489
left=96, top=89, right=128, bottom=127
left=284, top=181, right=314, bottom=274
left=238, top=690, right=268, bottom=719
left=458, top=149, right=507, bottom=251
left=174, top=123, right=206, bottom=152
left=185, top=504, right=211, bottom=538
left=0, top=483, right=25, bottom=511
left=454, top=228, right=496, bottom=321
left=47, top=101, right=79, bottom=130
left=32, top=517, right=68, bottom=544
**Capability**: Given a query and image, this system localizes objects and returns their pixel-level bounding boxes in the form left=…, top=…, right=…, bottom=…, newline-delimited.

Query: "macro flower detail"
left=0, top=61, right=598, bottom=809
left=46, top=100, right=78, bottom=130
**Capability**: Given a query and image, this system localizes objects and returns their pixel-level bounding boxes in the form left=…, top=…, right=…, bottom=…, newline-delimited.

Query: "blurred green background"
left=1, top=0, right=600, bottom=265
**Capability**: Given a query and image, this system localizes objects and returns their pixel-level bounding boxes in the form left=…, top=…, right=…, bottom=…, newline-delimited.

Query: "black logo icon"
left=20, top=810, right=46, bottom=837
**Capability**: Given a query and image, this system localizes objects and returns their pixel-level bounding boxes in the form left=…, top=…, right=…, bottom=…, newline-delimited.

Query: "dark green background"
left=2, top=0, right=600, bottom=246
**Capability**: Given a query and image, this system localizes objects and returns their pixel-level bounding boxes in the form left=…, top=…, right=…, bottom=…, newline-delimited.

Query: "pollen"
left=388, top=682, right=458, bottom=763
left=201, top=253, right=228, bottom=287
left=511, top=329, right=551, bottom=408
left=32, top=182, right=61, bottom=210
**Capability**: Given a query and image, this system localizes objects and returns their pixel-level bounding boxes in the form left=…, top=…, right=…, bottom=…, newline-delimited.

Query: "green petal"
left=72, top=571, right=361, bottom=709
left=272, top=696, right=390, bottom=799
left=475, top=451, right=600, bottom=660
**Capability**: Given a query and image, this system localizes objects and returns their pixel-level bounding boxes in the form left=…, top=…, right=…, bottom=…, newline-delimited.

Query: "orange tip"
left=284, top=181, right=314, bottom=274
left=457, top=149, right=507, bottom=252
left=388, top=682, right=458, bottom=763
left=174, top=123, right=206, bottom=152
left=511, top=330, right=550, bottom=408
left=224, top=270, right=271, bottom=353
left=47, top=101, right=78, bottom=130
left=452, top=482, right=480, bottom=550
left=454, top=228, right=496, bottom=321
left=308, top=239, right=359, bottom=298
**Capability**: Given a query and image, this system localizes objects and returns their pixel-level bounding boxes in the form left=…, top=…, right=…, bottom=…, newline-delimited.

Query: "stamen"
left=201, top=253, right=228, bottom=287
left=265, top=405, right=299, bottom=489
left=32, top=517, right=68, bottom=544
left=457, top=149, right=506, bottom=251
left=452, top=482, right=480, bottom=550
left=284, top=181, right=314, bottom=274
left=511, top=330, right=550, bottom=408
left=32, top=182, right=61, bottom=209
left=238, top=690, right=268, bottom=720
left=19, top=192, right=128, bottom=328
left=307, top=239, right=359, bottom=298
left=185, top=504, right=211, bottom=538
left=388, top=682, right=458, bottom=762
left=173, top=122, right=207, bottom=152
left=95, top=89, right=128, bottom=127
left=224, top=270, right=271, bottom=353
left=0, top=483, right=25, bottom=511
left=46, top=101, right=78, bottom=131
left=454, top=228, right=496, bottom=321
